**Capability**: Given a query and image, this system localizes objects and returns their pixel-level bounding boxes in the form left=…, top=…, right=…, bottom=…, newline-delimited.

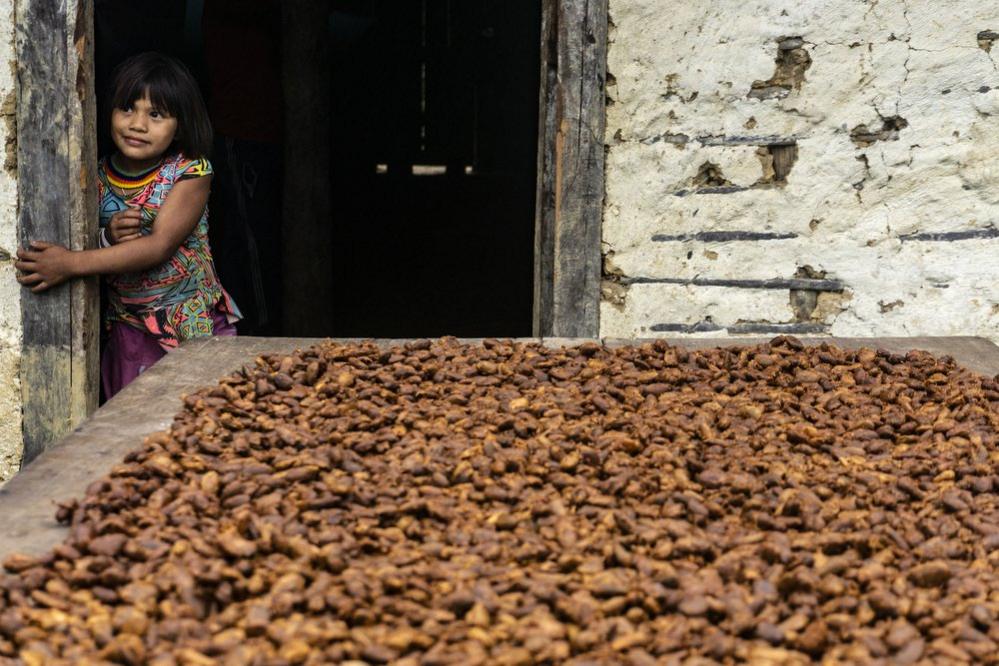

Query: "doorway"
left=16, top=0, right=606, bottom=462
left=328, top=1, right=540, bottom=337
left=93, top=0, right=540, bottom=338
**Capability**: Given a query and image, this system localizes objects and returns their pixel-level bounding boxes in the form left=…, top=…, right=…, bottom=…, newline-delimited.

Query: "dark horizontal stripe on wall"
left=622, top=276, right=845, bottom=291
left=673, top=186, right=749, bottom=197
left=899, top=228, right=999, bottom=242
left=695, top=135, right=801, bottom=146
left=652, top=231, right=798, bottom=242
left=728, top=322, right=828, bottom=334
left=639, top=134, right=802, bottom=147
left=651, top=321, right=828, bottom=334
left=650, top=321, right=724, bottom=333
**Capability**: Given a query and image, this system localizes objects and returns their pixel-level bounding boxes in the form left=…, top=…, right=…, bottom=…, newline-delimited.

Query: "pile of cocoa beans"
left=2, top=337, right=999, bottom=665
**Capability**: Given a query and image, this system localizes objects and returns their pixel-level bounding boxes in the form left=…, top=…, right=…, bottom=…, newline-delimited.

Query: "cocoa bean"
left=908, top=561, right=951, bottom=588
left=2, top=337, right=998, bottom=664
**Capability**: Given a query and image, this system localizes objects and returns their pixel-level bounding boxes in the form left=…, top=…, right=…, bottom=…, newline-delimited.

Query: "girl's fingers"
left=121, top=233, right=141, bottom=242
left=16, top=272, right=41, bottom=285
left=110, top=211, right=141, bottom=227
left=111, top=217, right=141, bottom=230
left=14, top=259, right=35, bottom=272
left=16, top=248, right=38, bottom=261
left=31, top=282, right=50, bottom=293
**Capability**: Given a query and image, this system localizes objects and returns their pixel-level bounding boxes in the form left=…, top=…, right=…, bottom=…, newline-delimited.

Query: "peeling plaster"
left=0, top=2, right=21, bottom=482
left=748, top=36, right=813, bottom=100
left=603, top=0, right=999, bottom=343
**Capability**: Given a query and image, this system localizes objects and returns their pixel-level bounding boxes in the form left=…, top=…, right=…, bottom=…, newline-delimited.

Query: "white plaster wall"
left=0, top=4, right=21, bottom=481
left=602, top=0, right=999, bottom=342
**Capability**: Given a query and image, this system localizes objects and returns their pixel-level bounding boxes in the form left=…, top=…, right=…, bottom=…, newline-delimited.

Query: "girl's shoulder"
left=165, top=153, right=213, bottom=181
left=96, top=155, right=110, bottom=181
left=96, top=156, right=113, bottom=196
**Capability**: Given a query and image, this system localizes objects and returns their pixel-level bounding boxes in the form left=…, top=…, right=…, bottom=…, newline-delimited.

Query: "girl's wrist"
left=65, top=250, right=85, bottom=279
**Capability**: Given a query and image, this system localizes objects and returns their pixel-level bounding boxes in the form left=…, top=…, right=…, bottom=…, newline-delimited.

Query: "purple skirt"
left=101, top=311, right=236, bottom=400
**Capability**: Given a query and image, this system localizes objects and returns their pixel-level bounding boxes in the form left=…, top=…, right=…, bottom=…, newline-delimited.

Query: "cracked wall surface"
left=0, top=5, right=20, bottom=482
left=602, top=0, right=999, bottom=342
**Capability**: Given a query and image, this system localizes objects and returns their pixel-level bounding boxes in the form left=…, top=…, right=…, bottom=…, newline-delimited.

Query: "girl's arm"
left=15, top=175, right=212, bottom=293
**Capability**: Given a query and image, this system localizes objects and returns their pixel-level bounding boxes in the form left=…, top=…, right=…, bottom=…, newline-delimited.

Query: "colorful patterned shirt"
left=97, top=153, right=241, bottom=349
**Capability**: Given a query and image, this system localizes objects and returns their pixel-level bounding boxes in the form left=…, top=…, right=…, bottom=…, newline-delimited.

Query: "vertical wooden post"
left=15, top=0, right=99, bottom=465
left=534, top=0, right=607, bottom=338
left=69, top=1, right=100, bottom=424
left=281, top=0, right=334, bottom=336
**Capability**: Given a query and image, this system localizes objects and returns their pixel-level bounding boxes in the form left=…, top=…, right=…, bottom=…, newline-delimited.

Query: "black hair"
left=108, top=52, right=213, bottom=158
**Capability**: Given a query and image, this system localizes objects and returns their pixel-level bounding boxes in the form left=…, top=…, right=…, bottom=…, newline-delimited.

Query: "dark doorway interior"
left=94, top=0, right=540, bottom=338
left=327, top=1, right=540, bottom=337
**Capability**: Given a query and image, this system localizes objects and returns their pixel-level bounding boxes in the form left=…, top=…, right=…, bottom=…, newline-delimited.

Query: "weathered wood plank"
left=68, top=0, right=100, bottom=427
left=15, top=0, right=96, bottom=465
left=16, top=0, right=72, bottom=463
left=533, top=0, right=558, bottom=336
left=534, top=0, right=607, bottom=337
left=281, top=0, right=334, bottom=335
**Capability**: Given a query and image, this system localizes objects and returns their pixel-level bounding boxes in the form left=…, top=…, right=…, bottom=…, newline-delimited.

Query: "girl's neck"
left=111, top=152, right=165, bottom=175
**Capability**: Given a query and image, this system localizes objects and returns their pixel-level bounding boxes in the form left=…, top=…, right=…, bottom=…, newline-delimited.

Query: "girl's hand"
left=14, top=241, right=78, bottom=293
left=108, top=207, right=143, bottom=244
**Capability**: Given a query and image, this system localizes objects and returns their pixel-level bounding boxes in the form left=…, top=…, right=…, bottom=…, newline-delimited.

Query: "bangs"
left=110, top=70, right=180, bottom=117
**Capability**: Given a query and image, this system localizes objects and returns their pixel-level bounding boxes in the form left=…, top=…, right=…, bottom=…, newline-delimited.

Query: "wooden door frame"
left=14, top=0, right=606, bottom=460
left=16, top=0, right=99, bottom=465
left=534, top=0, right=607, bottom=338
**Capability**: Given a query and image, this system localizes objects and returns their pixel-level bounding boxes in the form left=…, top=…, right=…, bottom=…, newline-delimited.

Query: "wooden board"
left=2, top=335, right=997, bottom=559
left=16, top=0, right=99, bottom=465
left=534, top=0, right=608, bottom=338
left=281, top=0, right=334, bottom=335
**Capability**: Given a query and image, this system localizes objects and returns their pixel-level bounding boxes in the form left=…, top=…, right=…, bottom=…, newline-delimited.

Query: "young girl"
left=15, top=52, right=241, bottom=398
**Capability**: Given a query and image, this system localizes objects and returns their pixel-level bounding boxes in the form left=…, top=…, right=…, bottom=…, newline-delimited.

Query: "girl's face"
left=110, top=94, right=178, bottom=169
